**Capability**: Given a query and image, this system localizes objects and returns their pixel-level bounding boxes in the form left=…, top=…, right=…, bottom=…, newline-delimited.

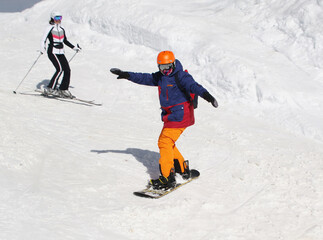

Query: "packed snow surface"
left=1, top=0, right=322, bottom=239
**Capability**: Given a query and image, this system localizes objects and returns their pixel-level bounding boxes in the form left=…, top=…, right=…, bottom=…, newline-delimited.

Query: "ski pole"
left=13, top=53, right=42, bottom=94
left=68, top=51, right=78, bottom=63
left=68, top=44, right=81, bottom=63
left=54, top=44, right=81, bottom=82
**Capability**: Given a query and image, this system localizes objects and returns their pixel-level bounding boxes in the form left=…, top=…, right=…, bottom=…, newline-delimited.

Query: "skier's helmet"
left=50, top=11, right=62, bottom=20
left=157, top=51, right=176, bottom=76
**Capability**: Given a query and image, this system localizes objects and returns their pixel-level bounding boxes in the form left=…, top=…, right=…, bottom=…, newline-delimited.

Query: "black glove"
left=202, top=92, right=218, bottom=108
left=110, top=68, right=130, bottom=79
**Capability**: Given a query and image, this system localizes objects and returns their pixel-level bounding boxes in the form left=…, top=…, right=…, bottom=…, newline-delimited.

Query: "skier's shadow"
left=36, top=79, right=50, bottom=90
left=91, top=148, right=160, bottom=178
left=35, top=79, right=75, bottom=90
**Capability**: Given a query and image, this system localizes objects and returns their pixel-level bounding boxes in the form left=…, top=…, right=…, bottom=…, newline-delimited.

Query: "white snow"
left=1, top=0, right=323, bottom=239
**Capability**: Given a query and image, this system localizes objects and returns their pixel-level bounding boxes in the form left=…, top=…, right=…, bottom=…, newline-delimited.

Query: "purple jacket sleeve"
left=128, top=72, right=159, bottom=86
left=179, top=72, right=208, bottom=97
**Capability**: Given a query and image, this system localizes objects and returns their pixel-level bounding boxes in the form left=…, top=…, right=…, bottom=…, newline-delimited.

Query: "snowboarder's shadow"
left=91, top=148, right=160, bottom=178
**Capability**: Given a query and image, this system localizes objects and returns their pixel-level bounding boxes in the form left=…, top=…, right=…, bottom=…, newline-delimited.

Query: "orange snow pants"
left=158, top=127, right=186, bottom=178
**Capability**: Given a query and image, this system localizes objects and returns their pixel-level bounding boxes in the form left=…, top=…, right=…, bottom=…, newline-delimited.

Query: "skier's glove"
left=110, top=68, right=130, bottom=80
left=40, top=47, right=46, bottom=54
left=73, top=44, right=82, bottom=52
left=202, top=91, right=218, bottom=108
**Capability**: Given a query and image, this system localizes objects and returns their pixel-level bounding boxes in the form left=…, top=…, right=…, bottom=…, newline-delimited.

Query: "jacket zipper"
left=56, top=24, right=62, bottom=53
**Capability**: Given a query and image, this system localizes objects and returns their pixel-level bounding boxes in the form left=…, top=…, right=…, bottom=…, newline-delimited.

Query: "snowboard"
left=134, top=169, right=200, bottom=199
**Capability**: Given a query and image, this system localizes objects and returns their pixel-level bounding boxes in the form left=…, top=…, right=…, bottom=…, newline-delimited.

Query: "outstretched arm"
left=110, top=68, right=130, bottom=79
left=180, top=73, right=218, bottom=108
left=110, top=68, right=158, bottom=86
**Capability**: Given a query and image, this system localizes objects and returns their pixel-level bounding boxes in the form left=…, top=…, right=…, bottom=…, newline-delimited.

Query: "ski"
left=50, top=95, right=102, bottom=106
left=31, top=89, right=102, bottom=106
left=134, top=169, right=200, bottom=199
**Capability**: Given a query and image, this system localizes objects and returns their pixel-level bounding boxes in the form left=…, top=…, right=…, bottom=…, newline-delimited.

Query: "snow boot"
left=174, top=159, right=191, bottom=180
left=149, top=170, right=176, bottom=190
left=181, top=160, right=191, bottom=180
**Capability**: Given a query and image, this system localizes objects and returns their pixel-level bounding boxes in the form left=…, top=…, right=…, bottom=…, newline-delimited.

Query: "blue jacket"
left=128, top=60, right=208, bottom=128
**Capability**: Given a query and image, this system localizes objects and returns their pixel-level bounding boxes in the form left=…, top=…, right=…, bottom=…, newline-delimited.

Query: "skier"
left=40, top=11, right=81, bottom=98
left=110, top=50, right=218, bottom=190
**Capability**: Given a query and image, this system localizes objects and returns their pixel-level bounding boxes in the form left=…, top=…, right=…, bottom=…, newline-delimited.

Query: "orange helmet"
left=157, top=51, right=175, bottom=65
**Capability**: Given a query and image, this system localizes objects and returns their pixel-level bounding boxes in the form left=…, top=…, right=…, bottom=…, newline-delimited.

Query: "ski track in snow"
left=1, top=0, right=323, bottom=240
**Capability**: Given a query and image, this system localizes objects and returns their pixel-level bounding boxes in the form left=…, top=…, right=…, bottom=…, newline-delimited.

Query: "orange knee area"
left=158, top=128, right=186, bottom=177
left=159, top=161, right=174, bottom=178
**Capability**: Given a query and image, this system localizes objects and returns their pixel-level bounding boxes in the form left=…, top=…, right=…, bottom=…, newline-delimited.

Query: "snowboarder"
left=110, top=50, right=218, bottom=190
left=40, top=11, right=81, bottom=98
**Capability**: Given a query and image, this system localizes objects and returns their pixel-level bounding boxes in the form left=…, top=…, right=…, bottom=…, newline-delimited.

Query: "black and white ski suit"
left=41, top=24, right=76, bottom=90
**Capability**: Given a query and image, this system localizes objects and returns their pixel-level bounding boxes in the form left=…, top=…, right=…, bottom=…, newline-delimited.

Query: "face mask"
left=159, top=63, right=174, bottom=75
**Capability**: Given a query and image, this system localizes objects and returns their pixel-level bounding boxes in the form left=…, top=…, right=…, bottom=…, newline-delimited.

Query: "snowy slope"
left=1, top=0, right=323, bottom=239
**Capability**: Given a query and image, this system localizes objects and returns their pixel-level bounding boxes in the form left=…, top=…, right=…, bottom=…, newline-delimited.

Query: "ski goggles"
left=54, top=16, right=62, bottom=21
left=158, top=63, right=173, bottom=71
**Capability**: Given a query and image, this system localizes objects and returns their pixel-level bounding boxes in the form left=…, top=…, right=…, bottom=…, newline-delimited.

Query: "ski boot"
left=58, top=89, right=74, bottom=99
left=174, top=159, right=191, bottom=180
left=149, top=171, right=176, bottom=190
left=43, top=87, right=57, bottom=96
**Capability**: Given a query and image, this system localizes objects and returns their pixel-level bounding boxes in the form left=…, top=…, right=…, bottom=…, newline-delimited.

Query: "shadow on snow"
left=91, top=148, right=160, bottom=178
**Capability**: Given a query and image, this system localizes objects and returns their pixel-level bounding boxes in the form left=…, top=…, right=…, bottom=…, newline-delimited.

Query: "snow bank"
left=1, top=0, right=323, bottom=239
left=34, top=0, right=323, bottom=141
